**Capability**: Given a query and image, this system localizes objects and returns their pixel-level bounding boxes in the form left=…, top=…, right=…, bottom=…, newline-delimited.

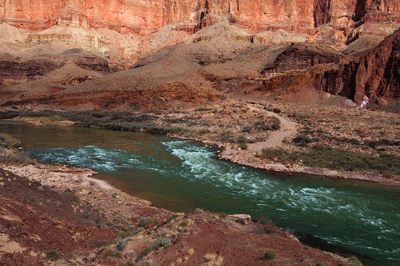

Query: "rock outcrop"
left=1, top=0, right=400, bottom=34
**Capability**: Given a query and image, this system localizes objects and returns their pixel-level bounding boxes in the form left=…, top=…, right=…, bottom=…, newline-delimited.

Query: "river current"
left=1, top=121, right=400, bottom=265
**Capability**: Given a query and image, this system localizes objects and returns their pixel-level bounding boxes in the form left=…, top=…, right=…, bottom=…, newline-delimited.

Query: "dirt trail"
left=220, top=105, right=298, bottom=166
left=248, top=109, right=298, bottom=153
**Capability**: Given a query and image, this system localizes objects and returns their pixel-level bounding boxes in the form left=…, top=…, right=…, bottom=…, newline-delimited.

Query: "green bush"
left=119, top=231, right=133, bottom=239
left=0, top=133, right=21, bottom=149
left=261, top=249, right=277, bottom=261
left=161, top=238, right=171, bottom=247
left=102, top=249, right=122, bottom=259
left=45, top=250, right=60, bottom=261
left=219, top=212, right=228, bottom=218
left=179, top=221, right=188, bottom=228
left=348, top=256, right=363, bottom=266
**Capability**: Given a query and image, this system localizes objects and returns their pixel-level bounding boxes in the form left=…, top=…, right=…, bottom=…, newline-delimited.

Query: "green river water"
left=1, top=121, right=400, bottom=265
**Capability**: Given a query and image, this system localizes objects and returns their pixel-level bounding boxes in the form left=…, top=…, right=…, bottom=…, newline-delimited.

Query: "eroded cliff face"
left=2, top=0, right=399, bottom=34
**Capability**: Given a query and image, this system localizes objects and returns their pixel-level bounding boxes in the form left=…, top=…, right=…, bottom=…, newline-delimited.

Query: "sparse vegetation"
left=179, top=221, right=188, bottom=228
left=137, top=247, right=151, bottom=260
left=45, top=250, right=60, bottom=261
left=219, top=212, right=228, bottom=218
left=260, top=146, right=400, bottom=176
left=167, top=214, right=179, bottom=223
left=348, top=256, right=363, bottom=266
left=119, top=230, right=133, bottom=239
left=237, top=136, right=248, bottom=150
left=0, top=133, right=21, bottom=149
left=61, top=190, right=81, bottom=203
left=254, top=217, right=277, bottom=234
left=261, top=249, right=277, bottom=261
left=102, top=249, right=123, bottom=259
left=161, top=238, right=171, bottom=247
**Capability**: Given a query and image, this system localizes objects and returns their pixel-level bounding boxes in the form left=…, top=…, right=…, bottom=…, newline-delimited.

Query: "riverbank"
left=4, top=100, right=400, bottom=186
left=0, top=160, right=352, bottom=265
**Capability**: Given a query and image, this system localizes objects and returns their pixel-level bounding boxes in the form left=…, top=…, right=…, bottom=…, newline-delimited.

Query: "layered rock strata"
left=1, top=0, right=399, bottom=34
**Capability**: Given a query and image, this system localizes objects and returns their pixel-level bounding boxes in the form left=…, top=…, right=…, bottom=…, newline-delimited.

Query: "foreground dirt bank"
left=0, top=162, right=354, bottom=265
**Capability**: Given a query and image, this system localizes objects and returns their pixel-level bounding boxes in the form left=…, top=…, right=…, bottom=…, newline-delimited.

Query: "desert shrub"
left=137, top=247, right=151, bottom=260
left=0, top=133, right=21, bottom=149
left=261, top=249, right=277, bottom=261
left=119, top=261, right=135, bottom=266
left=145, top=220, right=155, bottom=225
left=149, top=238, right=162, bottom=250
left=45, top=250, right=60, bottom=261
left=115, top=240, right=127, bottom=252
left=348, top=256, right=363, bottom=266
left=292, top=135, right=313, bottom=146
left=219, top=212, right=228, bottom=218
left=238, top=136, right=248, bottom=150
left=258, top=217, right=278, bottom=234
left=161, top=238, right=171, bottom=247
left=119, top=231, right=133, bottom=239
left=61, top=190, right=81, bottom=203
left=167, top=214, right=179, bottom=223
left=179, top=221, right=188, bottom=228
left=103, top=249, right=122, bottom=259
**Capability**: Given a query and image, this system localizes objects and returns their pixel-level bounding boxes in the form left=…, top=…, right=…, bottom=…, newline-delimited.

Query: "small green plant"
left=167, top=214, right=179, bottom=223
left=261, top=249, right=277, bottom=261
left=219, top=212, right=228, bottom=218
left=179, top=221, right=188, bottom=228
left=119, top=231, right=133, bottom=239
left=45, top=250, right=60, bottom=261
left=137, top=247, right=151, bottom=260
left=348, top=256, right=363, bottom=266
left=102, top=249, right=122, bottom=259
left=145, top=220, right=155, bottom=225
left=0, top=133, right=21, bottom=149
left=161, top=238, right=171, bottom=247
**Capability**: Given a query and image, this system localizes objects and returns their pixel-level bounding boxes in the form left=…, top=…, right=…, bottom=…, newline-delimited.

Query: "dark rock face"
left=0, top=49, right=111, bottom=89
left=258, top=28, right=400, bottom=107
left=263, top=44, right=343, bottom=73
left=0, top=55, right=60, bottom=87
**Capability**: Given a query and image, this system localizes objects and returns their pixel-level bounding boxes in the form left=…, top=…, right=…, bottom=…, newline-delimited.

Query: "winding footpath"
left=219, top=105, right=400, bottom=186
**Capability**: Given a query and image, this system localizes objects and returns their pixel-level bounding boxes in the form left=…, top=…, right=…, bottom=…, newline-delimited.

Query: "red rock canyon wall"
left=2, top=0, right=399, bottom=34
